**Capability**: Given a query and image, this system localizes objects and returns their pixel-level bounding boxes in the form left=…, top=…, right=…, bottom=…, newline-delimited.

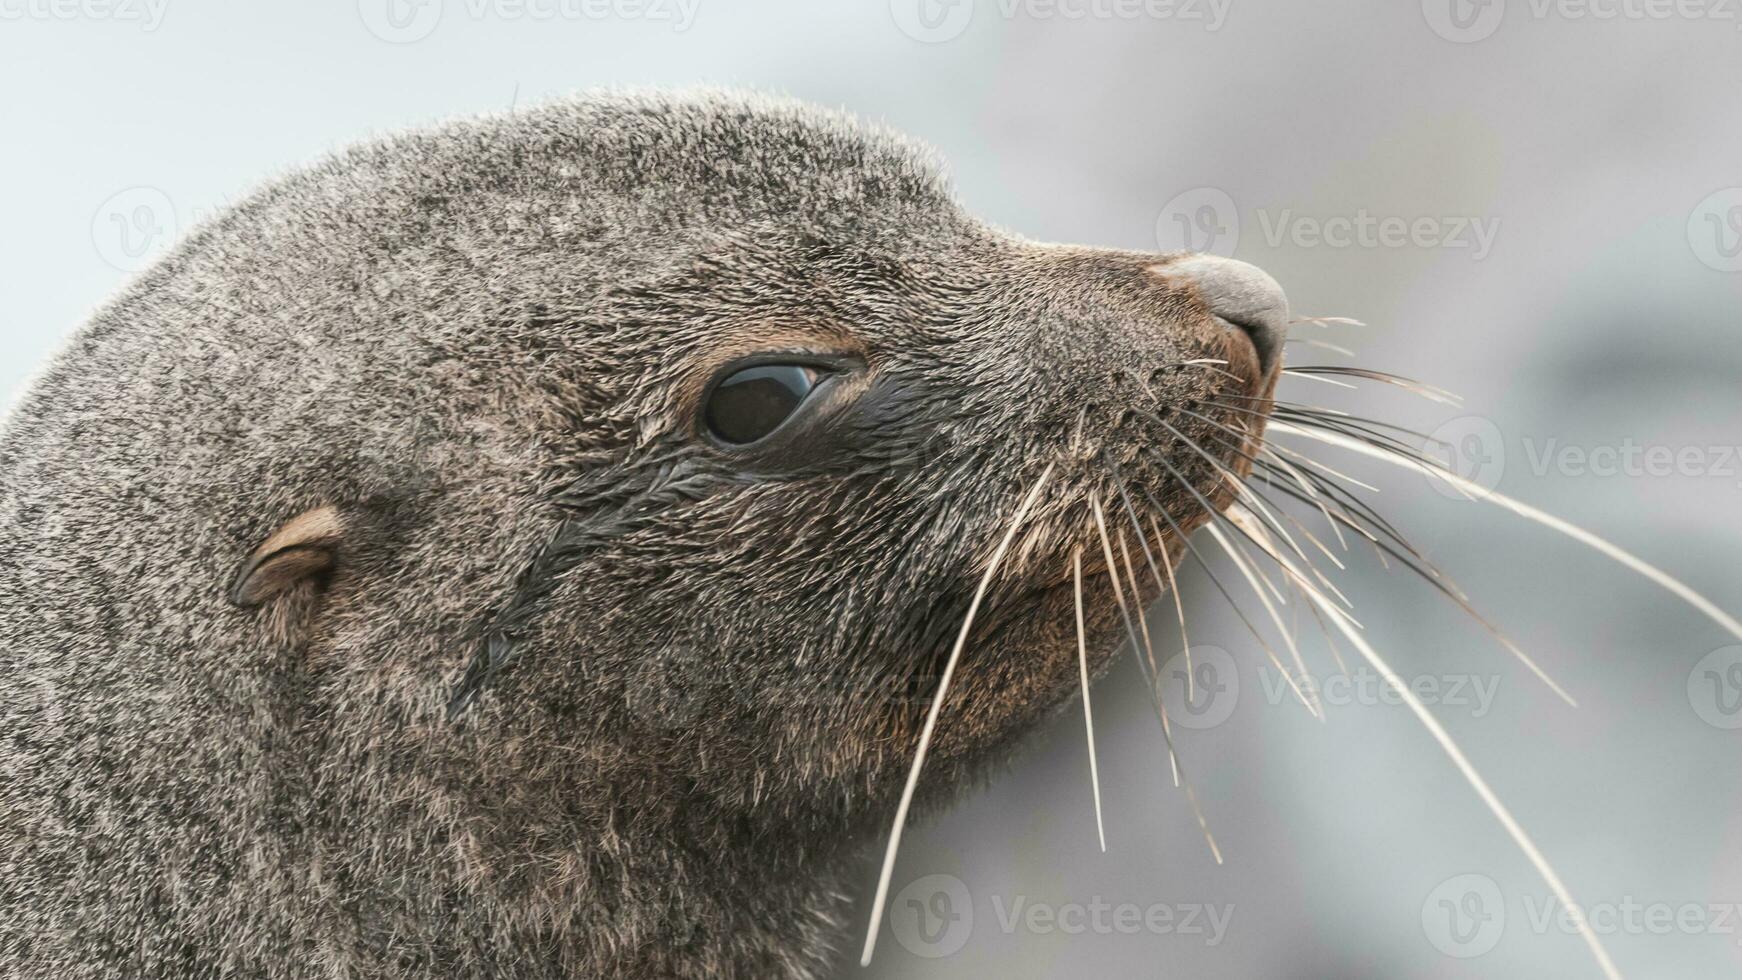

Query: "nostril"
left=1148, top=255, right=1290, bottom=374
left=1215, top=312, right=1283, bottom=372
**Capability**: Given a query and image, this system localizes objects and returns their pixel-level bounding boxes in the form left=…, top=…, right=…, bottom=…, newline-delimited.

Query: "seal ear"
left=231, top=505, right=345, bottom=607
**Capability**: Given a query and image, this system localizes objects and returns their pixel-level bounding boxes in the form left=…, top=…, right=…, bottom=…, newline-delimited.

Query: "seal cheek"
left=230, top=505, right=345, bottom=607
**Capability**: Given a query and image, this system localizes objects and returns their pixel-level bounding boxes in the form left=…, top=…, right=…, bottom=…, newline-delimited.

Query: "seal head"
left=0, top=90, right=1284, bottom=978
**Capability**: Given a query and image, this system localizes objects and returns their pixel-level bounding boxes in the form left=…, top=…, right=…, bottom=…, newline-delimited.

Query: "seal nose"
left=1151, top=255, right=1289, bottom=374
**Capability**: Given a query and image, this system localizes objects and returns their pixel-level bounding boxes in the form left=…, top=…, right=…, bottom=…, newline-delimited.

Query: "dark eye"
left=704, top=363, right=823, bottom=446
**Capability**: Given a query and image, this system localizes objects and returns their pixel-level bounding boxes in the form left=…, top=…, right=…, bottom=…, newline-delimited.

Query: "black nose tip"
left=1150, top=255, right=1290, bottom=374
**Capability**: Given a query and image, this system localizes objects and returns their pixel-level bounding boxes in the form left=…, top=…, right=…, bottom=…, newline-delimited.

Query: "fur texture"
left=0, top=90, right=1268, bottom=978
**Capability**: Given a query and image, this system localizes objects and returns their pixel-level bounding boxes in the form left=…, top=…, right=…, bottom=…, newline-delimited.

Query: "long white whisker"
left=1268, top=441, right=1382, bottom=493
left=1168, top=705, right=1226, bottom=866
left=1072, top=548, right=1107, bottom=853
left=1284, top=371, right=1359, bottom=390
left=1286, top=337, right=1357, bottom=357
left=1226, top=507, right=1365, bottom=631
left=1093, top=497, right=1182, bottom=789
left=1128, top=518, right=1198, bottom=703
left=1117, top=534, right=1163, bottom=693
left=1290, top=315, right=1366, bottom=328
left=1251, top=530, right=1625, bottom=980
left=1109, top=483, right=1195, bottom=702
left=860, top=462, right=1056, bottom=967
left=1099, top=515, right=1223, bottom=862
left=1150, top=518, right=1194, bottom=702
left=1271, top=421, right=1742, bottom=646
left=1203, top=521, right=1322, bottom=720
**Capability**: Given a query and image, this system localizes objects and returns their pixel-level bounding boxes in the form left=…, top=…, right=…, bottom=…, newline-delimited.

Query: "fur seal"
left=0, top=89, right=1287, bottom=978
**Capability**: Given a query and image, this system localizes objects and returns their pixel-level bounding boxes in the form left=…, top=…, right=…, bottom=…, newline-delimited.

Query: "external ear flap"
left=231, top=506, right=345, bottom=607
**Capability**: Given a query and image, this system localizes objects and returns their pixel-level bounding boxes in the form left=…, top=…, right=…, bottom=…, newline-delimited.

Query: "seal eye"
left=704, top=363, right=822, bottom=446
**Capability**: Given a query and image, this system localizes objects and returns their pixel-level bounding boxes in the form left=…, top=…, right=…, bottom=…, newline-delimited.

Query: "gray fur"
left=0, top=89, right=1266, bottom=978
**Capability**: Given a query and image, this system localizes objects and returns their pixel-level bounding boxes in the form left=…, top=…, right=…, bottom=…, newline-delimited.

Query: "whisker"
left=1110, top=480, right=1195, bottom=700
left=1071, top=548, right=1107, bottom=853
left=1272, top=421, right=1742, bottom=646
left=1162, top=408, right=1384, bottom=607
left=1167, top=403, right=1357, bottom=558
left=1092, top=496, right=1187, bottom=791
left=1254, top=430, right=1574, bottom=703
left=1286, top=372, right=1359, bottom=390
left=1244, top=527, right=1625, bottom=980
left=1117, top=533, right=1164, bottom=697
left=1215, top=398, right=1445, bottom=468
left=1153, top=415, right=1316, bottom=584
left=1220, top=395, right=1457, bottom=451
left=1093, top=500, right=1224, bottom=862
left=861, top=462, right=1057, bottom=967
left=1202, top=521, right=1323, bottom=720
left=1266, top=441, right=1383, bottom=495
left=1231, top=466, right=1575, bottom=702
left=1290, top=315, right=1366, bottom=328
left=1221, top=504, right=1363, bottom=630
left=1118, top=457, right=1316, bottom=715
left=1283, top=365, right=1463, bottom=406
left=1286, top=337, right=1357, bottom=357
left=1090, top=495, right=1149, bottom=674
left=1262, top=450, right=1352, bottom=552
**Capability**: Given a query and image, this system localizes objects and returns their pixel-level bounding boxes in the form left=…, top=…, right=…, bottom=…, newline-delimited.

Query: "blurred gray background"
left=4, top=1, right=1740, bottom=976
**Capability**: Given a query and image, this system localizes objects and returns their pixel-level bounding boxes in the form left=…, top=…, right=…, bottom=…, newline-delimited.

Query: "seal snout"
left=1149, top=255, right=1290, bottom=375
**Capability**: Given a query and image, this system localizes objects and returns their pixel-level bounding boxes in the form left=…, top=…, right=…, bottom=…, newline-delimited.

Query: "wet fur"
left=0, top=90, right=1261, bottom=978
